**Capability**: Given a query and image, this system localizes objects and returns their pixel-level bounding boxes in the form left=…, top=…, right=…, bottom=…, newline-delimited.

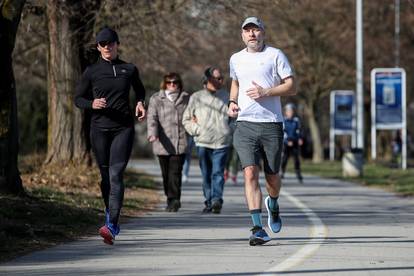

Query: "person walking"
left=147, top=72, right=190, bottom=212
left=182, top=67, right=231, bottom=214
left=228, top=17, right=296, bottom=245
left=281, top=103, right=304, bottom=183
left=225, top=145, right=240, bottom=185
left=182, top=135, right=194, bottom=184
left=75, top=27, right=146, bottom=245
left=224, top=115, right=240, bottom=185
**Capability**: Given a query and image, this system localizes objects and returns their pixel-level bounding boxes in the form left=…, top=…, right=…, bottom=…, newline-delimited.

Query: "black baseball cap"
left=96, top=27, right=119, bottom=43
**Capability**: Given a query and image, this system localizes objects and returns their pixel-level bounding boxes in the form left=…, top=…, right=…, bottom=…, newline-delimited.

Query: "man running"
left=228, top=17, right=296, bottom=245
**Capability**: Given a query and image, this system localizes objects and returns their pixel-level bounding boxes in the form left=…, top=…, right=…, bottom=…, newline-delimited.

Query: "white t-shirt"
left=229, top=45, right=293, bottom=122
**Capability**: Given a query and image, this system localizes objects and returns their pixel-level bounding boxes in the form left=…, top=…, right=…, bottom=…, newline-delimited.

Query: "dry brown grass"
left=0, top=154, right=160, bottom=262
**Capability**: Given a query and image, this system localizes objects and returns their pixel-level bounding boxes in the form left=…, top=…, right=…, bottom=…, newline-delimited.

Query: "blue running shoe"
left=107, top=222, right=120, bottom=235
left=265, top=196, right=282, bottom=233
left=249, top=226, right=271, bottom=246
left=105, top=209, right=120, bottom=235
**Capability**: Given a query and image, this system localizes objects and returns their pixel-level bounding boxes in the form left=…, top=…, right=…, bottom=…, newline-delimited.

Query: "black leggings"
left=90, top=126, right=134, bottom=226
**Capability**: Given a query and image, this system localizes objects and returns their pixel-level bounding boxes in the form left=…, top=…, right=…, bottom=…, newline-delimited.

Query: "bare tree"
left=0, top=0, right=26, bottom=194
left=261, top=0, right=356, bottom=162
left=263, top=0, right=414, bottom=162
left=95, top=0, right=246, bottom=90
left=45, top=0, right=101, bottom=165
left=12, top=0, right=414, bottom=165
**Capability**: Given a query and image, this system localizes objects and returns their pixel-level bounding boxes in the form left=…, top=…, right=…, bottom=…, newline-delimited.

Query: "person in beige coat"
left=182, top=67, right=231, bottom=214
left=147, top=72, right=190, bottom=212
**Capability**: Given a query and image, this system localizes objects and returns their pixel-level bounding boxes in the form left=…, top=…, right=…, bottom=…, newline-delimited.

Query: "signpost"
left=371, top=68, right=406, bottom=169
left=330, top=90, right=356, bottom=160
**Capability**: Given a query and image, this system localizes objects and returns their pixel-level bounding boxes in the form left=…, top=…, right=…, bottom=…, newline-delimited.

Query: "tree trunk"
left=0, top=0, right=26, bottom=194
left=45, top=0, right=100, bottom=165
left=304, top=103, right=323, bottom=163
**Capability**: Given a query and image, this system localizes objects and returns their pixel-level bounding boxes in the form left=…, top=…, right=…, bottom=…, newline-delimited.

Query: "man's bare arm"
left=228, top=79, right=240, bottom=118
left=246, top=76, right=296, bottom=99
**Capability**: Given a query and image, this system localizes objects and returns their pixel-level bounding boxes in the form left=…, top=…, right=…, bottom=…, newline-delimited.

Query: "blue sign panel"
left=334, top=94, right=354, bottom=130
left=375, top=72, right=403, bottom=124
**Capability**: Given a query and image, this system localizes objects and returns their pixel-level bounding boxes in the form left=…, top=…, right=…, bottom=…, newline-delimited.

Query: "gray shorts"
left=233, top=121, right=284, bottom=174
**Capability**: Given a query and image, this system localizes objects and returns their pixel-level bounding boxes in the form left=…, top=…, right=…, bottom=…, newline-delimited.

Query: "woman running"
left=75, top=27, right=146, bottom=245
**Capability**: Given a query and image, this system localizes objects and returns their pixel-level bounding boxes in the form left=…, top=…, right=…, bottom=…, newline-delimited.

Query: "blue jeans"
left=197, top=146, right=228, bottom=206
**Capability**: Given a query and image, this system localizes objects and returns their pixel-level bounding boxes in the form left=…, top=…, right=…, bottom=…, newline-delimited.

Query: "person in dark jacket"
left=281, top=103, right=303, bottom=183
left=75, top=27, right=146, bottom=245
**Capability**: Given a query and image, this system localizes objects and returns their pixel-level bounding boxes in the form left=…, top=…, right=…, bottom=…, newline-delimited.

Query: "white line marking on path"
left=259, top=190, right=328, bottom=275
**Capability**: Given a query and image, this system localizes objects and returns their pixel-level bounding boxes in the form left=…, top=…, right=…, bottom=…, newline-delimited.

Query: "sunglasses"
left=166, top=80, right=179, bottom=85
left=98, top=41, right=115, bottom=47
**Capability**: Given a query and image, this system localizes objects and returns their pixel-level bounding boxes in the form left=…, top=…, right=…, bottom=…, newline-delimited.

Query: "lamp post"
left=395, top=0, right=400, bottom=68
left=356, top=0, right=364, bottom=150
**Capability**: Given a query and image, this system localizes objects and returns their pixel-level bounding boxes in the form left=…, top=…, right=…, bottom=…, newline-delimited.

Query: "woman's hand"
left=92, top=98, right=106, bottom=109
left=148, top=135, right=158, bottom=142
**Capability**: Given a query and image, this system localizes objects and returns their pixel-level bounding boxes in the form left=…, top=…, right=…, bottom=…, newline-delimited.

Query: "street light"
left=395, top=0, right=400, bottom=68
left=356, top=0, right=364, bottom=150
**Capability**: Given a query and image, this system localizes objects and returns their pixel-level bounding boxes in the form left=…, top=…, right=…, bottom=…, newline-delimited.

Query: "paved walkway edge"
left=262, top=190, right=328, bottom=275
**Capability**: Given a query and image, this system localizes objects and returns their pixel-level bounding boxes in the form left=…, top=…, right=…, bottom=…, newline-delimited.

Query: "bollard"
left=342, top=148, right=363, bottom=177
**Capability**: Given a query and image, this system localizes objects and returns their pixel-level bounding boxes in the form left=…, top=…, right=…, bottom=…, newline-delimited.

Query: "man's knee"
left=244, top=165, right=259, bottom=182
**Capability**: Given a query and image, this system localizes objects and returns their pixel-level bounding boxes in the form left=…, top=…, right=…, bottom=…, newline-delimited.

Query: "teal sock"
left=250, top=209, right=262, bottom=227
left=268, top=196, right=279, bottom=212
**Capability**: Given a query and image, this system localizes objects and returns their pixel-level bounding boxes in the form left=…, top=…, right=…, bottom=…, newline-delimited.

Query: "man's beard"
left=248, top=40, right=264, bottom=51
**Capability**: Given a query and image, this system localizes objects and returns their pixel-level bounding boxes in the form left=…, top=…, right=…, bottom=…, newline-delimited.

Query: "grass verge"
left=0, top=154, right=160, bottom=262
left=295, top=159, right=414, bottom=196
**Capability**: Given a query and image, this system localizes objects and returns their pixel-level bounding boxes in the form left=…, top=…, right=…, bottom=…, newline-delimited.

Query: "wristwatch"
left=228, top=99, right=238, bottom=107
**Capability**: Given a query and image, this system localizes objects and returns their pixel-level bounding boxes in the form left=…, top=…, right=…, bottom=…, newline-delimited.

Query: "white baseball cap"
left=241, top=17, right=264, bottom=30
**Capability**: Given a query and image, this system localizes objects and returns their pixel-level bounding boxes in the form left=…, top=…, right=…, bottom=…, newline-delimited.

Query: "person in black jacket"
left=75, top=27, right=146, bottom=245
left=281, top=103, right=303, bottom=183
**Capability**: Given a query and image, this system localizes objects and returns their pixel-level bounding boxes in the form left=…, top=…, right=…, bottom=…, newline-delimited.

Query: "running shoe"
left=202, top=203, right=212, bottom=213
left=249, top=226, right=271, bottom=246
left=170, top=200, right=181, bottom=212
left=99, top=225, right=114, bottom=245
left=211, top=201, right=222, bottom=214
left=99, top=223, right=120, bottom=245
left=265, top=196, right=282, bottom=233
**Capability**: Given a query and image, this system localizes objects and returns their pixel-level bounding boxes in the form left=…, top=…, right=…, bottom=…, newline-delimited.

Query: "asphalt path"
left=1, top=159, right=413, bottom=275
